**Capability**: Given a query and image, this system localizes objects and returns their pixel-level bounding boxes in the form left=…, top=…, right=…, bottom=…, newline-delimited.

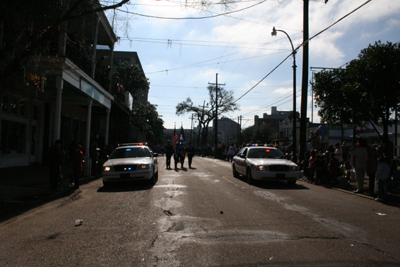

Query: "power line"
left=232, top=0, right=373, bottom=104
left=233, top=52, right=292, bottom=103
left=115, top=0, right=268, bottom=20
left=119, top=37, right=290, bottom=50
left=145, top=50, right=288, bottom=75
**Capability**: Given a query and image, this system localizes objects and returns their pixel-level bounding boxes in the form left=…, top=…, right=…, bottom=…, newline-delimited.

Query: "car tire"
left=232, top=164, right=240, bottom=178
left=287, top=180, right=296, bottom=186
left=149, top=170, right=158, bottom=186
left=246, top=167, right=254, bottom=185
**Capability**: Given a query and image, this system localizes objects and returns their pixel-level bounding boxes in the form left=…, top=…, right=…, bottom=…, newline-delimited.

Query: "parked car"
left=102, top=143, right=158, bottom=186
left=232, top=145, right=299, bottom=186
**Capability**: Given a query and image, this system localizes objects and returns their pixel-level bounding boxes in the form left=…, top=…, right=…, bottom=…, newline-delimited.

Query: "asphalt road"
left=0, top=156, right=399, bottom=266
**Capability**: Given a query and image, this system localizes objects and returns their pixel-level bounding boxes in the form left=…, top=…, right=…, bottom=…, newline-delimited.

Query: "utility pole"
left=238, top=115, right=242, bottom=146
left=209, top=73, right=225, bottom=150
left=299, top=0, right=309, bottom=164
left=300, top=1, right=329, bottom=164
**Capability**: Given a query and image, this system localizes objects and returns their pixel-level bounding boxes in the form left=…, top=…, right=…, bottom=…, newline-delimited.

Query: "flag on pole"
left=173, top=125, right=178, bottom=150
left=180, top=125, right=185, bottom=143
left=177, top=125, right=185, bottom=150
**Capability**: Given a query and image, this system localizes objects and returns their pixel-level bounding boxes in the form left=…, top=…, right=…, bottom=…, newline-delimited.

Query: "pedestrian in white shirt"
left=334, top=143, right=343, bottom=165
left=348, top=138, right=368, bottom=194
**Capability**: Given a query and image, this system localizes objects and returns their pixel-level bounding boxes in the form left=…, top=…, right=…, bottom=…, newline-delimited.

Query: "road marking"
left=154, top=184, right=187, bottom=188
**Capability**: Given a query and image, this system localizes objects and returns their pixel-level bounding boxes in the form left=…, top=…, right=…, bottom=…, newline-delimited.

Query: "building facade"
left=0, top=1, right=153, bottom=174
left=1, top=1, right=117, bottom=171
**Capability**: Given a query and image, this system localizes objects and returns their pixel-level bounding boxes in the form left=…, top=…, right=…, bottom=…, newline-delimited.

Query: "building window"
left=0, top=120, right=26, bottom=154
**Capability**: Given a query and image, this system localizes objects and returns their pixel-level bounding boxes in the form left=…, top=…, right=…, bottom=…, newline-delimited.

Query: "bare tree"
left=176, top=85, right=239, bottom=146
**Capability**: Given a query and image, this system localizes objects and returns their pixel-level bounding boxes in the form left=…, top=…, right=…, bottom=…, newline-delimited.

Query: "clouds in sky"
left=107, top=0, right=400, bottom=130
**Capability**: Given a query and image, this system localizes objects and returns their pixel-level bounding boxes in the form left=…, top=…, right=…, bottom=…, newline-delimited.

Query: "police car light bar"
left=118, top=142, right=148, bottom=147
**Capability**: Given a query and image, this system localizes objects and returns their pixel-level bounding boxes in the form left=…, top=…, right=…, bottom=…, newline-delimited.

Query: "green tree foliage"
left=313, top=41, right=400, bottom=145
left=241, top=124, right=275, bottom=144
left=176, top=85, right=239, bottom=146
left=313, top=66, right=368, bottom=137
left=0, top=0, right=129, bottom=91
left=350, top=41, right=400, bottom=143
left=116, top=62, right=149, bottom=94
left=132, top=102, right=164, bottom=146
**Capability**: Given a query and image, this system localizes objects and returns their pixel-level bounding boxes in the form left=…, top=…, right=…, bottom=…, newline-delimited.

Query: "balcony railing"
left=65, top=41, right=110, bottom=91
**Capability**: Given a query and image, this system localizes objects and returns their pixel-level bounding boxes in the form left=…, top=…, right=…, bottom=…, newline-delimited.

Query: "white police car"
left=102, top=143, right=158, bottom=186
left=232, top=145, right=299, bottom=186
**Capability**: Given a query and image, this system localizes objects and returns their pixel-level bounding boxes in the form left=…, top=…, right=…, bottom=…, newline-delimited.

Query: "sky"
left=103, top=0, right=400, bottom=131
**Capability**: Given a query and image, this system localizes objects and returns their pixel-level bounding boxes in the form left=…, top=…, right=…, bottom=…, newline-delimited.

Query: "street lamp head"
left=271, top=26, right=277, bottom=37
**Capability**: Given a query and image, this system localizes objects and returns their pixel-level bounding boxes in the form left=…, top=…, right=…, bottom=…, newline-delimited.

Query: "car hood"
left=247, top=158, right=298, bottom=166
left=103, top=158, right=152, bottom=166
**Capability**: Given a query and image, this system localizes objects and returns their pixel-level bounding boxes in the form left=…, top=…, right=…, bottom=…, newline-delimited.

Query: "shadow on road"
left=254, top=181, right=309, bottom=190
left=233, top=175, right=309, bottom=190
left=97, top=181, right=155, bottom=193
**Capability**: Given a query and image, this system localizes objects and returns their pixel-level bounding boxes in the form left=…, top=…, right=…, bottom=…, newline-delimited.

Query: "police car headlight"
left=103, top=166, right=113, bottom=172
left=139, top=164, right=150, bottom=170
left=253, top=165, right=267, bottom=171
left=291, top=166, right=299, bottom=171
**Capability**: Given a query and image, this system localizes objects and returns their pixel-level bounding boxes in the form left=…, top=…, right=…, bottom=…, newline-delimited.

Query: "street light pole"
left=271, top=27, right=297, bottom=164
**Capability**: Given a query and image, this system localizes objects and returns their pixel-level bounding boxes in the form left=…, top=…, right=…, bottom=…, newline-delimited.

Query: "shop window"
left=0, top=120, right=26, bottom=154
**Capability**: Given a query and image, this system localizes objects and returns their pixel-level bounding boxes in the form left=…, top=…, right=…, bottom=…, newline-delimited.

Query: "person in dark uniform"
left=187, top=143, right=195, bottom=168
left=165, top=140, right=173, bottom=169
left=48, top=140, right=62, bottom=191
left=177, top=142, right=186, bottom=169
left=174, top=148, right=179, bottom=170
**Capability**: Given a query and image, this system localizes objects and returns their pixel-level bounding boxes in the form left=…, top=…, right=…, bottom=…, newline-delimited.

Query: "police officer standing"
left=177, top=142, right=186, bottom=169
left=187, top=142, right=195, bottom=168
left=174, top=147, right=180, bottom=170
left=165, top=140, right=173, bottom=169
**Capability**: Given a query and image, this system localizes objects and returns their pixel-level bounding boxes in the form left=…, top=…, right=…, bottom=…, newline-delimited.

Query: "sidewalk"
left=0, top=164, right=98, bottom=221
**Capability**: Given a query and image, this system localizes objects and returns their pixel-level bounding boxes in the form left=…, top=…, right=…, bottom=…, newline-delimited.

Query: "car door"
left=150, top=149, right=158, bottom=172
left=236, top=147, right=248, bottom=175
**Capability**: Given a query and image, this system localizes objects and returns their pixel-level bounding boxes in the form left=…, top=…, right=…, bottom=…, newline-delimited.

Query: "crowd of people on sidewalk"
left=47, top=139, right=114, bottom=192
left=300, top=136, right=397, bottom=202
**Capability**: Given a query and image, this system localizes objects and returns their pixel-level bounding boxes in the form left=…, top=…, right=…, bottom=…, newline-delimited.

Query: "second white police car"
left=232, top=145, right=300, bottom=186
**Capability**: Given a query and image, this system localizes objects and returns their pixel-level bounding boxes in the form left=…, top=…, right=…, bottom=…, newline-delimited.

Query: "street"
left=1, top=156, right=400, bottom=266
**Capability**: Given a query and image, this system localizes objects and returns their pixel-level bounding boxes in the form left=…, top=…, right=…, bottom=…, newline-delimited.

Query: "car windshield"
left=247, top=148, right=285, bottom=159
left=110, top=147, right=151, bottom=159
